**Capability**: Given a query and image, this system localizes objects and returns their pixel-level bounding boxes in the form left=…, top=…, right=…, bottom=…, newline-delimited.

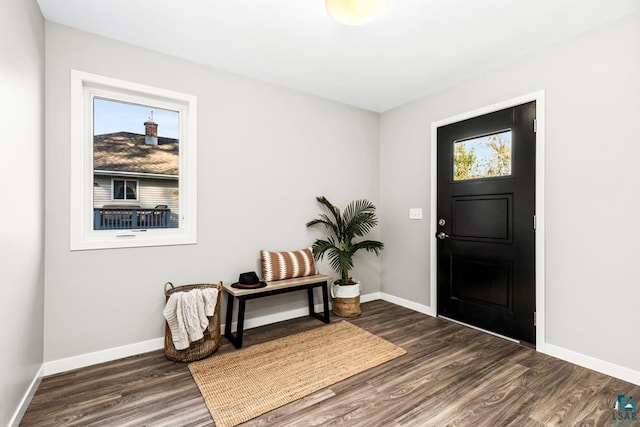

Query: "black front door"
left=436, top=102, right=536, bottom=344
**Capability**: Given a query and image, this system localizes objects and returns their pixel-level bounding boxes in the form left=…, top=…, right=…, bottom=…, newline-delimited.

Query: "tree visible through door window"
left=453, top=130, right=512, bottom=181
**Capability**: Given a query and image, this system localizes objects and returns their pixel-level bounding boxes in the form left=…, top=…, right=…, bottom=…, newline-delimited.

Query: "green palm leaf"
left=306, top=196, right=384, bottom=284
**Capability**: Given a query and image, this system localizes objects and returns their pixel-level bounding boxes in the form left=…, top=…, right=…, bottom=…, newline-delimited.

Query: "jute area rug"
left=188, top=320, right=406, bottom=427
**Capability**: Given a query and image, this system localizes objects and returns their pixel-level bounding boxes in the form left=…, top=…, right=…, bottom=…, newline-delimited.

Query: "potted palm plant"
left=306, top=196, right=384, bottom=317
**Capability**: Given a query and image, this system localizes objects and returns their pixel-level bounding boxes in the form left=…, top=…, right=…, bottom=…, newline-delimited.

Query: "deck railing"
left=94, top=207, right=171, bottom=230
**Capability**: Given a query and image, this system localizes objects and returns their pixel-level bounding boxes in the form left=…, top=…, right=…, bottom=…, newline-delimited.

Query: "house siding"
left=93, top=176, right=177, bottom=210
left=93, top=175, right=179, bottom=227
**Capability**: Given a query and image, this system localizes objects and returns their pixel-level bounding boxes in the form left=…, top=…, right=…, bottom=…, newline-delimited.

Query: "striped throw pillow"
left=260, top=248, right=319, bottom=282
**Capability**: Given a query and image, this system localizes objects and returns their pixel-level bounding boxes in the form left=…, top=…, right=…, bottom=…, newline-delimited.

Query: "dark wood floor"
left=22, top=300, right=639, bottom=426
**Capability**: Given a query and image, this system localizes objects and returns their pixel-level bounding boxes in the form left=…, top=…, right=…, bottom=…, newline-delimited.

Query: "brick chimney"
left=144, top=113, right=158, bottom=146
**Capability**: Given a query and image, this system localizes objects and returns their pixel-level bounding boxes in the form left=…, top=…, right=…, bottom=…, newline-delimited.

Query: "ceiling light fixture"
left=325, top=0, right=389, bottom=26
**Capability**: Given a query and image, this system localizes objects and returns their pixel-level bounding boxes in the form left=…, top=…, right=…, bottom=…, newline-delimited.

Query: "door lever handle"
left=436, top=231, right=450, bottom=240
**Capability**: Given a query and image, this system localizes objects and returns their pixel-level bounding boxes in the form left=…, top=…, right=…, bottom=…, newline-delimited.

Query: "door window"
left=453, top=130, right=512, bottom=181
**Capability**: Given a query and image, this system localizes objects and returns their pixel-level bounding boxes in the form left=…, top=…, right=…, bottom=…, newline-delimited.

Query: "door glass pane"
left=453, top=130, right=512, bottom=181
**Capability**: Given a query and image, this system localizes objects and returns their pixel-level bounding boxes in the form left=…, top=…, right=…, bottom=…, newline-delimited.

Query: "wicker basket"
left=164, top=281, right=222, bottom=362
left=332, top=296, right=362, bottom=318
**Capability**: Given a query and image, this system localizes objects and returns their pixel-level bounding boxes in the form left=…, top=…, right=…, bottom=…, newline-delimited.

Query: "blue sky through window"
left=93, top=98, right=179, bottom=139
left=458, top=131, right=511, bottom=161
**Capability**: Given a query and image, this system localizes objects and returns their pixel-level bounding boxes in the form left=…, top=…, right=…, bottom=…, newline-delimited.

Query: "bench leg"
left=224, top=294, right=247, bottom=349
left=224, top=293, right=236, bottom=346
left=235, top=298, right=246, bottom=349
left=308, top=283, right=331, bottom=324
left=321, top=281, right=330, bottom=322
left=307, top=287, right=315, bottom=316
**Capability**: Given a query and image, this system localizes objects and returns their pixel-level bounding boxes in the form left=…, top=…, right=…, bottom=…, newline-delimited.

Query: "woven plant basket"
left=164, top=281, right=222, bottom=362
left=333, top=296, right=361, bottom=318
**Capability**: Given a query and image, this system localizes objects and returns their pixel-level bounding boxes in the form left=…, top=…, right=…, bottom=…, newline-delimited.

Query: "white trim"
left=8, top=365, right=43, bottom=427
left=43, top=291, right=380, bottom=375
left=222, top=291, right=380, bottom=334
left=429, top=90, right=546, bottom=349
left=360, top=291, right=381, bottom=303
left=41, top=292, right=640, bottom=387
left=380, top=292, right=435, bottom=316
left=44, top=337, right=164, bottom=376
left=69, top=70, right=197, bottom=251
left=226, top=301, right=331, bottom=332
left=381, top=292, right=640, bottom=386
left=541, top=343, right=640, bottom=387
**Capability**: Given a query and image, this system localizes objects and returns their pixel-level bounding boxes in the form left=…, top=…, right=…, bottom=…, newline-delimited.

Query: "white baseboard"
left=42, top=292, right=380, bottom=375
left=229, top=303, right=323, bottom=331
left=43, top=337, right=164, bottom=376
left=9, top=365, right=43, bottom=427
left=361, top=291, right=381, bottom=303
left=379, top=293, right=640, bottom=386
left=43, top=293, right=639, bottom=388
left=227, top=291, right=380, bottom=330
left=380, top=292, right=435, bottom=316
left=541, top=343, right=640, bottom=387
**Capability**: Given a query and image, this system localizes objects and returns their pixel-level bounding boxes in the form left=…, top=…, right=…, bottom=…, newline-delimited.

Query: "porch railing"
left=94, top=207, right=171, bottom=230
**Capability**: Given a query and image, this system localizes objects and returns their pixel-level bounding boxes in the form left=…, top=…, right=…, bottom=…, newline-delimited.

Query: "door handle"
left=436, top=231, right=450, bottom=240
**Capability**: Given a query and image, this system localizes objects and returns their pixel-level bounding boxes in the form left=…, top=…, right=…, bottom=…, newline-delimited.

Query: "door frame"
left=429, top=90, right=546, bottom=350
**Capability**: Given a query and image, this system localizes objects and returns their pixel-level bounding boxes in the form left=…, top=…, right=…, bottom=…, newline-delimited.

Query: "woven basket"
left=164, top=281, right=222, bottom=362
left=333, top=296, right=362, bottom=318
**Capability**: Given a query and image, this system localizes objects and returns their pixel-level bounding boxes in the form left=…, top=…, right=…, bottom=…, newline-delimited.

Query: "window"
left=453, top=130, right=512, bottom=181
left=112, top=179, right=138, bottom=200
left=70, top=70, right=197, bottom=250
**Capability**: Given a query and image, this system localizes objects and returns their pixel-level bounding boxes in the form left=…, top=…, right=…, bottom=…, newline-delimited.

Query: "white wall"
left=44, top=23, right=380, bottom=364
left=379, top=13, right=640, bottom=373
left=0, top=0, right=45, bottom=425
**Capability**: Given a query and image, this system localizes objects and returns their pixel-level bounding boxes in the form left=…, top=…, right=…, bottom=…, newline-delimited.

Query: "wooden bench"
left=222, top=274, right=332, bottom=348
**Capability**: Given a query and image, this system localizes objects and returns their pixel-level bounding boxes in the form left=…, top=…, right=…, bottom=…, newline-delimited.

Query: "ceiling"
left=36, top=0, right=640, bottom=112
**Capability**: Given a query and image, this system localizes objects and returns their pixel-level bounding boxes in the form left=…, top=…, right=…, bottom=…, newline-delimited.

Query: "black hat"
left=232, top=271, right=267, bottom=289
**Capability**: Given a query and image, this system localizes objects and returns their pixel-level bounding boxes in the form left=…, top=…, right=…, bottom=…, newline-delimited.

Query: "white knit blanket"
left=163, top=288, right=219, bottom=350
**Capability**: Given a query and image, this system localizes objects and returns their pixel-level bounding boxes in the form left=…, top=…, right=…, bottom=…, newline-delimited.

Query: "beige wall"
left=0, top=0, right=45, bottom=425
left=44, top=22, right=380, bottom=363
left=379, top=13, right=640, bottom=372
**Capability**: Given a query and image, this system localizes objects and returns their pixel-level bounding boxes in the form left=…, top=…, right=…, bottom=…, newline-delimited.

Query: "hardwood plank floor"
left=21, top=300, right=639, bottom=426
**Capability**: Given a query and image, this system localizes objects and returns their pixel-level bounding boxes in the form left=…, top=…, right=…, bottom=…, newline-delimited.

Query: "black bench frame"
left=224, top=279, right=330, bottom=349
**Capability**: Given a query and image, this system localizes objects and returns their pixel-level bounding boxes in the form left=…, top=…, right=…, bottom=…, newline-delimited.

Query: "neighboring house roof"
left=93, top=132, right=179, bottom=176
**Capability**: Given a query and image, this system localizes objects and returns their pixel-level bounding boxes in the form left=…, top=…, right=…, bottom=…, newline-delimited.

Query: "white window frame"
left=70, top=70, right=197, bottom=250
left=111, top=178, right=139, bottom=201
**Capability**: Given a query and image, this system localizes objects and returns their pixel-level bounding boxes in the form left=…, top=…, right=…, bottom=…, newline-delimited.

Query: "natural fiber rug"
left=188, top=321, right=406, bottom=427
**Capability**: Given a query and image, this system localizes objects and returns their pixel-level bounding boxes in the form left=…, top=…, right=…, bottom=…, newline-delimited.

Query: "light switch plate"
left=409, top=208, right=423, bottom=220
